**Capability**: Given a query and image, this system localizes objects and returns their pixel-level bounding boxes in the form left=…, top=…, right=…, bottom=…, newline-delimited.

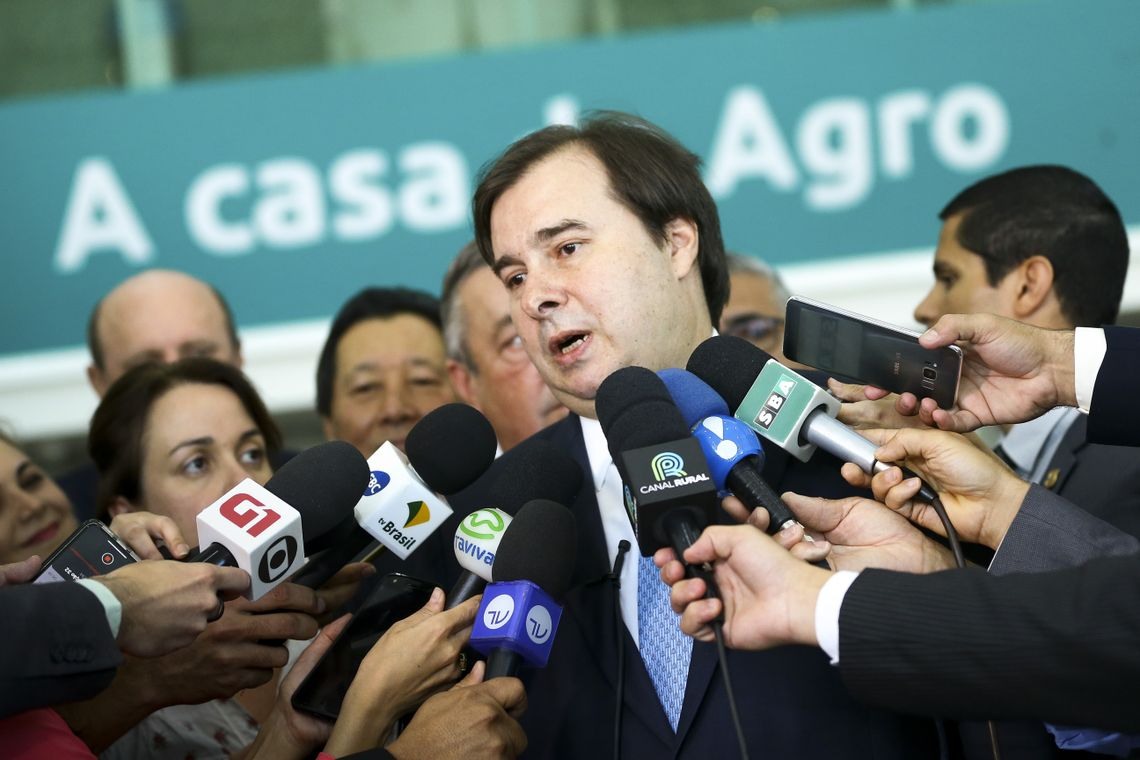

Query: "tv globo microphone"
left=594, top=366, right=719, bottom=557
left=194, top=440, right=369, bottom=600
left=469, top=499, right=577, bottom=678
left=446, top=440, right=584, bottom=608
left=658, top=368, right=800, bottom=535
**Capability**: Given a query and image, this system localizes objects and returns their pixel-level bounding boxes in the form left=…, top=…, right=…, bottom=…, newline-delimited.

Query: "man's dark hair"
left=940, top=165, right=1129, bottom=327
left=87, top=281, right=240, bottom=371
left=89, top=357, right=282, bottom=518
left=440, top=241, right=486, bottom=370
left=472, top=111, right=729, bottom=324
left=315, top=287, right=443, bottom=416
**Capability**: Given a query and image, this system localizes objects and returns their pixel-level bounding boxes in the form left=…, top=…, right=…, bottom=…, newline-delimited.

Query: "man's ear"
left=665, top=217, right=701, bottom=280
left=446, top=359, right=481, bottom=409
left=1011, top=255, right=1056, bottom=319
left=87, top=364, right=108, bottom=398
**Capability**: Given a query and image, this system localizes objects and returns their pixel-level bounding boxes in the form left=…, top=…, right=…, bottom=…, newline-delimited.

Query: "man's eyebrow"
left=491, top=254, right=522, bottom=278
left=532, top=219, right=588, bottom=245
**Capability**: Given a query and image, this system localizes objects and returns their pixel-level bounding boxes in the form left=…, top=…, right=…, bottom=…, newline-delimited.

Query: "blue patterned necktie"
left=637, top=552, right=692, bottom=731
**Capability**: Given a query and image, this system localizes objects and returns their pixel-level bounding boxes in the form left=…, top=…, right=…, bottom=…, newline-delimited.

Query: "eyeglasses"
left=723, top=314, right=785, bottom=350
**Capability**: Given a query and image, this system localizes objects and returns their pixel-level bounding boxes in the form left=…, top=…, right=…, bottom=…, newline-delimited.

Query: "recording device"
left=290, top=572, right=436, bottom=721
left=446, top=439, right=584, bottom=608
left=783, top=296, right=963, bottom=408
left=292, top=403, right=498, bottom=590
left=192, top=440, right=369, bottom=600
left=33, top=519, right=139, bottom=584
left=688, top=335, right=936, bottom=502
left=470, top=499, right=577, bottom=678
left=594, top=366, right=719, bottom=557
left=658, top=368, right=800, bottom=535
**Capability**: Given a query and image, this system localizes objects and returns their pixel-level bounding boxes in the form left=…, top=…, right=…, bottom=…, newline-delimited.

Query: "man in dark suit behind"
left=467, top=112, right=936, bottom=758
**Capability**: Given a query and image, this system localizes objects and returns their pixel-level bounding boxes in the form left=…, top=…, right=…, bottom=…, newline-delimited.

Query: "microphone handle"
left=446, top=571, right=487, bottom=609
left=191, top=543, right=236, bottom=567
left=725, top=459, right=798, bottom=534
left=661, top=510, right=721, bottom=606
left=291, top=528, right=375, bottom=589
left=486, top=647, right=523, bottom=679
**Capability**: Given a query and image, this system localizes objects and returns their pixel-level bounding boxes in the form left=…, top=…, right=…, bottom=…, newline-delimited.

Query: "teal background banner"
left=2, top=0, right=1138, bottom=357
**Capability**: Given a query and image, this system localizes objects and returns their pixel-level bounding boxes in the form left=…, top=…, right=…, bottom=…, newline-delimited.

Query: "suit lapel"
left=1046, top=414, right=1087, bottom=494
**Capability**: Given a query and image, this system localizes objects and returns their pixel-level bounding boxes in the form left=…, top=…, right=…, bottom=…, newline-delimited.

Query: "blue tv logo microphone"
left=470, top=580, right=563, bottom=671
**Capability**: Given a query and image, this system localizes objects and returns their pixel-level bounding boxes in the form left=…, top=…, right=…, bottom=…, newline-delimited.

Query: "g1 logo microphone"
left=454, top=508, right=512, bottom=580
left=196, top=478, right=305, bottom=600
left=354, top=442, right=453, bottom=559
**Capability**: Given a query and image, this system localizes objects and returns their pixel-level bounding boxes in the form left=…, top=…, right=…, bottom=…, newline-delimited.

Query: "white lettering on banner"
left=183, top=143, right=469, bottom=256
left=705, top=82, right=1011, bottom=211
left=54, top=158, right=155, bottom=273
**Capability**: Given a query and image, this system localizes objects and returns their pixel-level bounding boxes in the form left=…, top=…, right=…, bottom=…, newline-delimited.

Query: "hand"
left=110, top=511, right=191, bottom=559
left=842, top=427, right=1030, bottom=549
left=829, top=379, right=930, bottom=431
left=781, top=492, right=956, bottom=574
left=385, top=662, right=529, bottom=760
left=93, top=560, right=250, bottom=657
left=718, top=494, right=831, bottom=564
left=243, top=614, right=352, bottom=760
left=311, top=561, right=374, bottom=625
left=324, top=588, right=481, bottom=755
left=914, top=314, right=1077, bottom=432
left=0, top=555, right=42, bottom=586
left=655, top=525, right=829, bottom=650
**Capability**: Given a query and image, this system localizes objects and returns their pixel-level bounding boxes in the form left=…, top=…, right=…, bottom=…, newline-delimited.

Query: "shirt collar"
left=999, top=406, right=1075, bottom=474
left=579, top=415, right=613, bottom=493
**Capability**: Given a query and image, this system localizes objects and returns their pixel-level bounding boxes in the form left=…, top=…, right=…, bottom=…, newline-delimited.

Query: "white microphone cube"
left=196, top=478, right=305, bottom=600
left=354, top=442, right=453, bottom=559
left=454, top=508, right=512, bottom=581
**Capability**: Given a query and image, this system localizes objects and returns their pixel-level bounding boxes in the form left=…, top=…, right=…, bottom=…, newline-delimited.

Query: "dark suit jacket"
left=497, top=415, right=937, bottom=759
left=839, top=485, right=1140, bottom=732
left=1087, top=325, right=1140, bottom=446
left=0, top=581, right=122, bottom=718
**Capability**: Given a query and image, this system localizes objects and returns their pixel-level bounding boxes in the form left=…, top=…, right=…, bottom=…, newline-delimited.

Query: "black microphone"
left=688, top=336, right=938, bottom=502
left=469, top=499, right=577, bottom=679
left=658, top=368, right=800, bottom=535
left=291, top=404, right=497, bottom=589
left=445, top=440, right=583, bottom=609
left=594, top=366, right=720, bottom=558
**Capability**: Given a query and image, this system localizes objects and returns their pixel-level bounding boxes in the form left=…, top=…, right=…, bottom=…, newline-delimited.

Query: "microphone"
left=658, top=368, right=801, bottom=535
left=445, top=440, right=584, bottom=608
left=293, top=404, right=498, bottom=589
left=687, top=335, right=937, bottom=502
left=193, top=440, right=369, bottom=600
left=594, top=366, right=719, bottom=557
left=469, top=499, right=577, bottom=678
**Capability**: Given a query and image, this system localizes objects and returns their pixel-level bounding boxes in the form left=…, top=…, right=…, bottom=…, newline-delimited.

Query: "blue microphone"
left=659, top=369, right=801, bottom=535
left=469, top=499, right=576, bottom=679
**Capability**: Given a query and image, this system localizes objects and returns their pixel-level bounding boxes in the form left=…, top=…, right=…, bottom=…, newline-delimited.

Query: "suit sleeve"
left=837, top=552, right=1140, bottom=732
left=1087, top=325, right=1140, bottom=446
left=0, top=582, right=122, bottom=718
left=989, top=484, right=1140, bottom=575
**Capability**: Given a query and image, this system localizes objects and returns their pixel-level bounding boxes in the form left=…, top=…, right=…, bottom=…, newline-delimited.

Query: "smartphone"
left=291, top=572, right=436, bottom=721
left=783, top=296, right=963, bottom=408
left=32, top=519, right=139, bottom=584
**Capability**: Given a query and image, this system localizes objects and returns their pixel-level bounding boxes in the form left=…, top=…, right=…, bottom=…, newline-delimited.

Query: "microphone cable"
left=610, top=540, right=631, bottom=760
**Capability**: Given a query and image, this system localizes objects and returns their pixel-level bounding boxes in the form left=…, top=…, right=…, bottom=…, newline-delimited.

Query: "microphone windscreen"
left=595, top=366, right=689, bottom=457
left=405, top=403, right=497, bottom=495
left=484, top=440, right=584, bottom=516
left=687, top=335, right=775, bottom=410
left=658, top=368, right=730, bottom=426
left=492, top=499, right=577, bottom=601
left=267, top=441, right=369, bottom=544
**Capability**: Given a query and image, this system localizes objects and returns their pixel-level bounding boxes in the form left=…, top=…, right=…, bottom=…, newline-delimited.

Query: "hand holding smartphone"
left=32, top=519, right=139, bottom=584
left=783, top=296, right=963, bottom=408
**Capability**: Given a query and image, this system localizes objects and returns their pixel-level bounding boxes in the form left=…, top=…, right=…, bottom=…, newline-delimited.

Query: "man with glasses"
left=720, top=252, right=797, bottom=364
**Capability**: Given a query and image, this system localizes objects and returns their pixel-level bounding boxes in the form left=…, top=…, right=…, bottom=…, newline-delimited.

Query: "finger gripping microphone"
left=446, top=441, right=583, bottom=608
left=658, top=368, right=800, bottom=535
left=594, top=366, right=720, bottom=558
left=469, top=499, right=577, bottom=678
left=688, top=336, right=937, bottom=502
left=193, top=440, right=369, bottom=600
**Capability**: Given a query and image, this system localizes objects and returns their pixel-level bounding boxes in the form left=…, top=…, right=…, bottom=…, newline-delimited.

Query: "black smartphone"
left=32, top=519, right=139, bottom=584
left=291, top=572, right=436, bottom=721
left=783, top=296, right=963, bottom=408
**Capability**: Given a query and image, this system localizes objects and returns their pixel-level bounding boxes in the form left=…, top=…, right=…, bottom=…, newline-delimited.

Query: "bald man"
left=59, top=270, right=245, bottom=519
